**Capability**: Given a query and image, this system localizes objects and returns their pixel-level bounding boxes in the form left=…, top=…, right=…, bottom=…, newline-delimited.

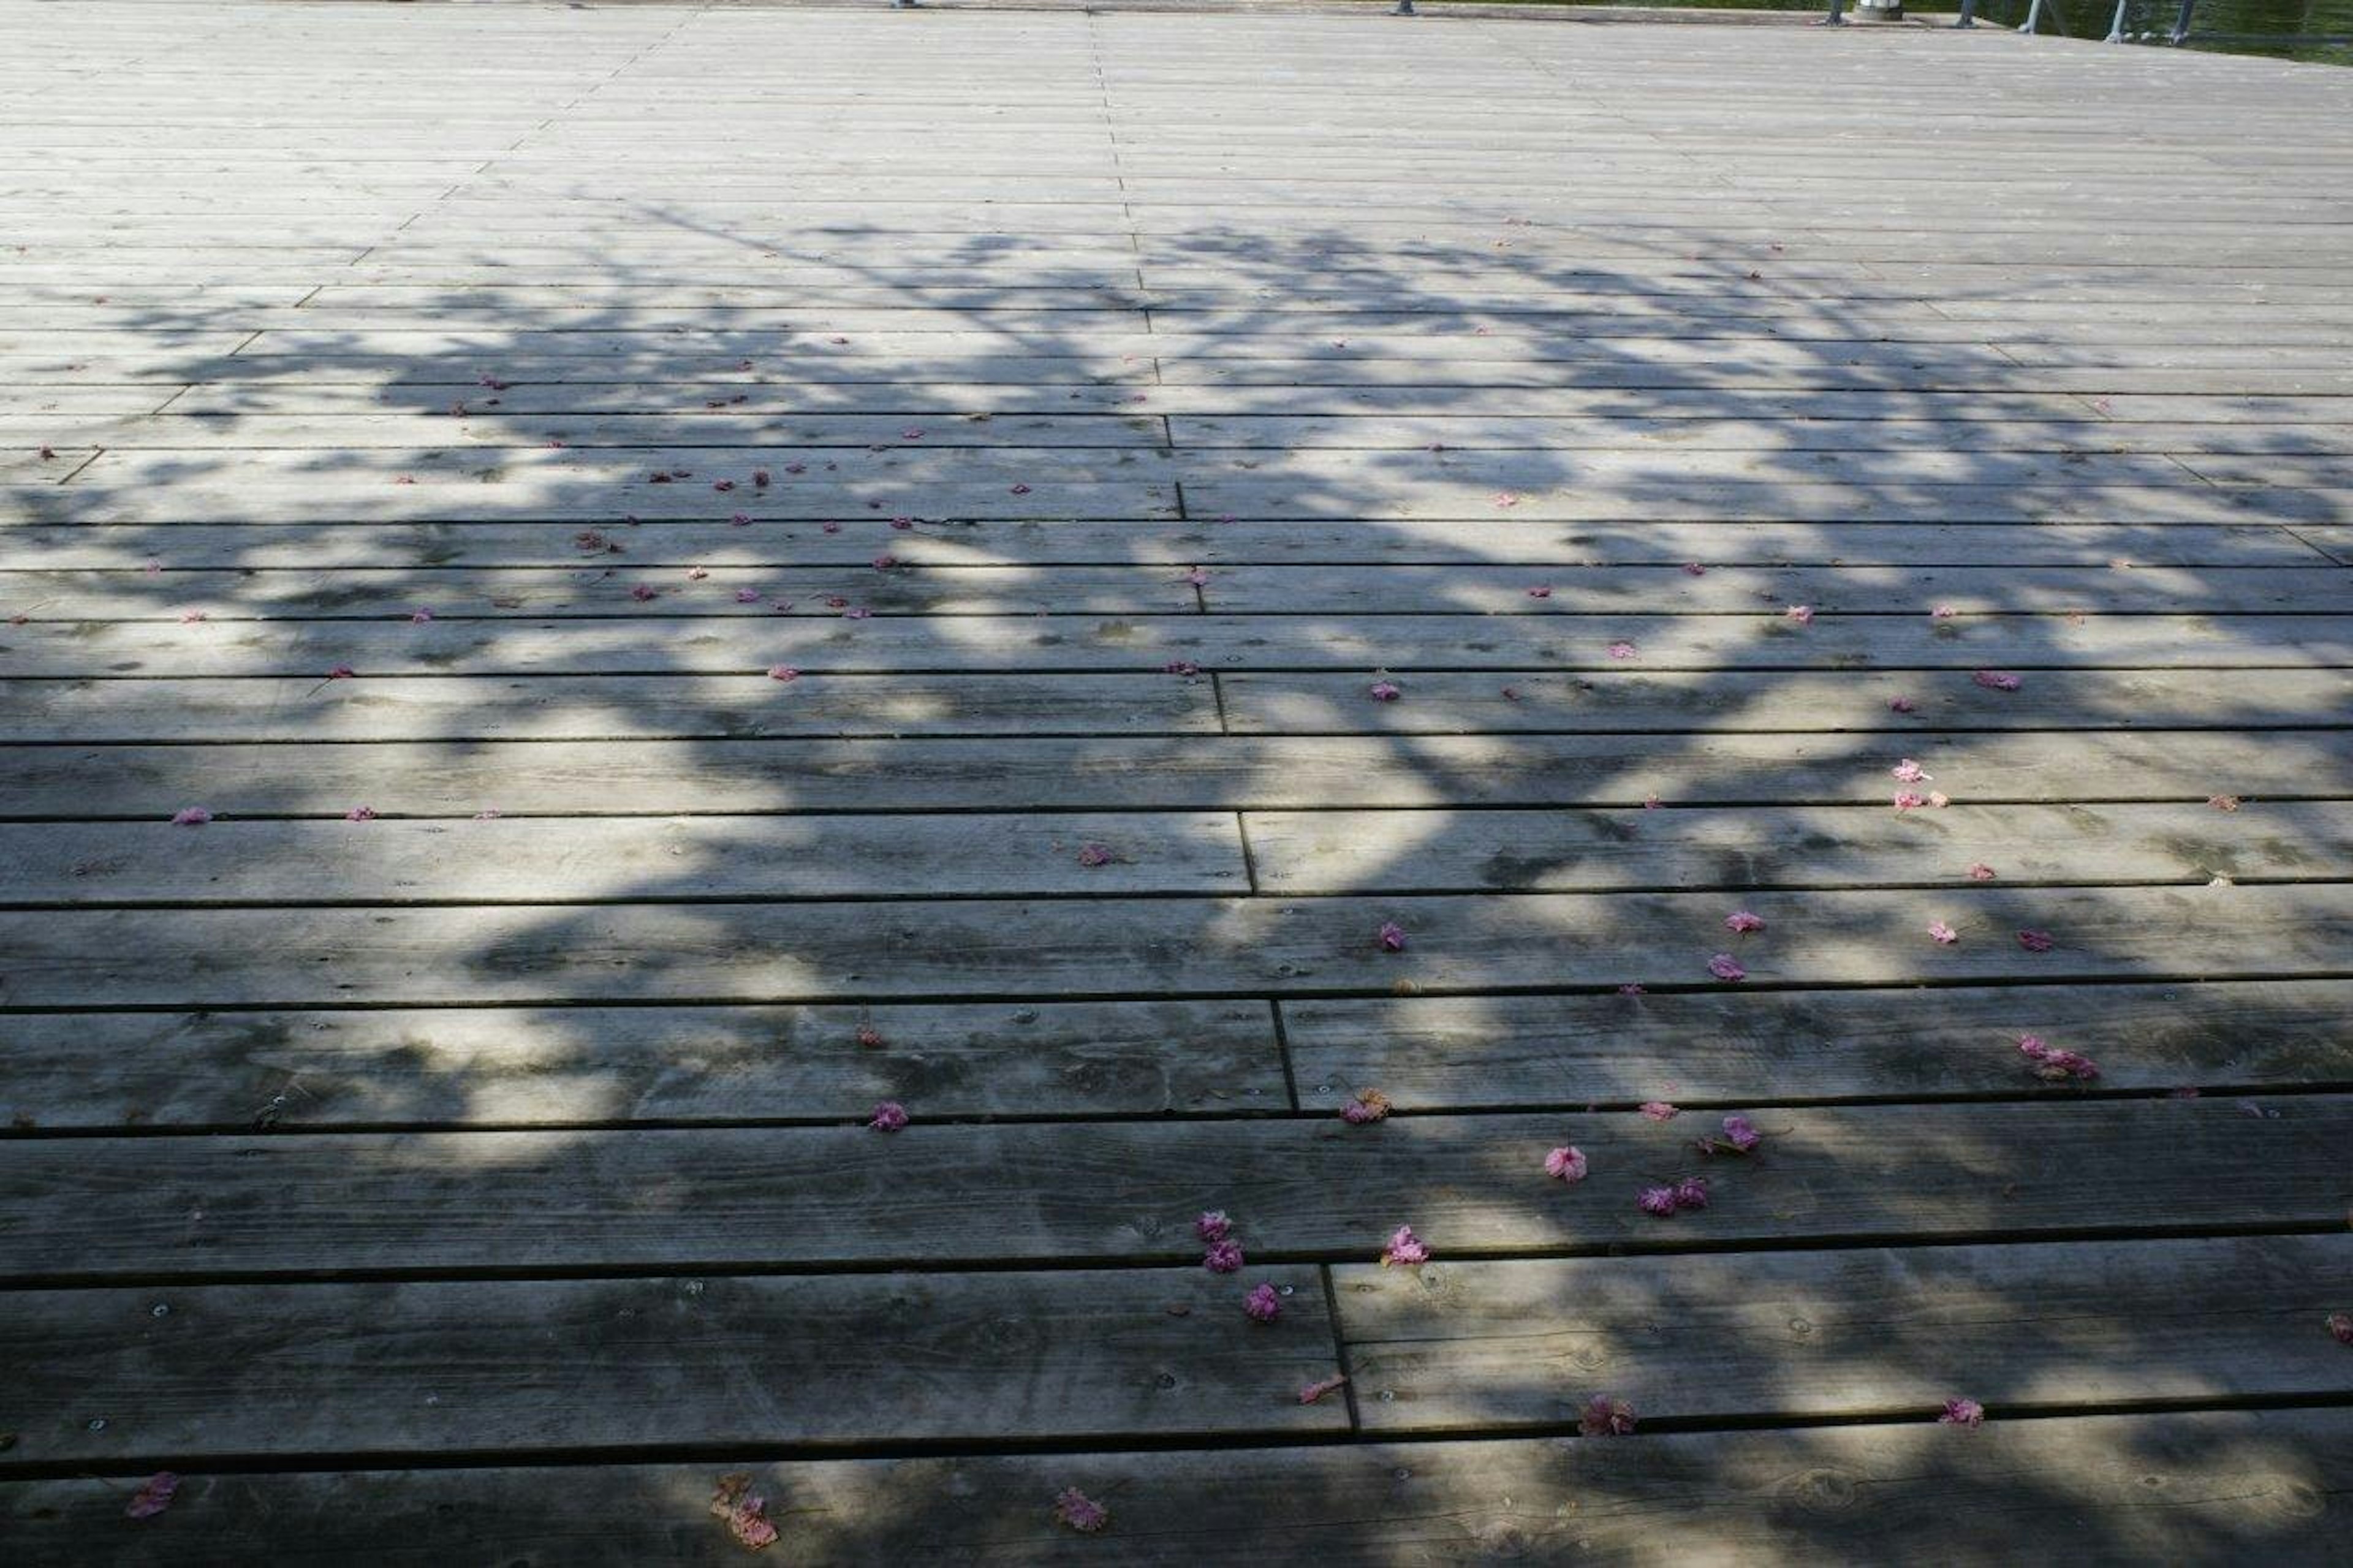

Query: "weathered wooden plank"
left=10, top=612, right=2338, bottom=680
left=1279, top=980, right=2353, bottom=1110
left=0, top=999, right=1284, bottom=1132
left=0, top=1265, right=1347, bottom=1464
left=3, top=1098, right=2345, bottom=1281
left=1243, top=801, right=2353, bottom=895
left=5, top=1412, right=2344, bottom=1564
left=0, top=674, right=1221, bottom=743
left=1336, top=1237, right=2353, bottom=1433
left=0, top=813, right=1249, bottom=904
left=7, top=730, right=2345, bottom=818
left=2, top=518, right=2320, bottom=570
left=1219, top=669, right=2353, bottom=735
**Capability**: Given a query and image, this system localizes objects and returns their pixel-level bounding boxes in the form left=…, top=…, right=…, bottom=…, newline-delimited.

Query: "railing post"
left=2105, top=0, right=2132, bottom=39
left=1395, top=0, right=1417, bottom=13
left=1823, top=0, right=1846, bottom=25
left=1955, top=0, right=1979, bottom=25
left=2018, top=0, right=2044, bottom=31
left=2169, top=0, right=2196, bottom=41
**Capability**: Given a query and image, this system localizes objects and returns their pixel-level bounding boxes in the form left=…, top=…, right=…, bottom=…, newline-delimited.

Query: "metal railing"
left=1817, top=0, right=2351, bottom=47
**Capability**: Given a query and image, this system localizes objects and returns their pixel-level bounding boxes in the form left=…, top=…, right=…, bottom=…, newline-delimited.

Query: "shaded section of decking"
left=1, top=1, right=2349, bottom=1559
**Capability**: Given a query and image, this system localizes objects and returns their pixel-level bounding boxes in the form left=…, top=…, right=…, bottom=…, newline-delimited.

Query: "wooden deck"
left=3, top=0, right=2351, bottom=1558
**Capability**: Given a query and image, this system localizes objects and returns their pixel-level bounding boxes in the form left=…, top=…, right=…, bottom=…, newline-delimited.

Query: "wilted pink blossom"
left=344, top=806, right=376, bottom=822
left=1707, top=953, right=1746, bottom=982
left=869, top=1100, right=909, bottom=1132
left=1580, top=1396, right=1636, bottom=1436
left=1967, top=863, right=1997, bottom=881
left=1204, top=1238, right=1246, bottom=1273
left=1891, top=759, right=1930, bottom=783
left=1341, top=1089, right=1392, bottom=1124
left=1894, top=791, right=1926, bottom=812
left=124, top=1472, right=180, bottom=1520
left=2019, top=1036, right=2099, bottom=1081
left=1052, top=1488, right=1110, bottom=1534
left=1889, top=695, right=1917, bottom=713
left=1381, top=1225, right=1429, bottom=1267
left=180, top=608, right=207, bottom=623
left=1682, top=562, right=1707, bottom=577
left=1637, top=1185, right=1679, bottom=1217
left=1075, top=843, right=1114, bottom=868
left=767, top=665, right=798, bottom=682
left=1528, top=585, right=1553, bottom=600
left=2328, top=1312, right=2353, bottom=1345
left=1369, top=681, right=1401, bottom=702
left=1639, top=1101, right=1679, bottom=1121
left=1939, top=1398, right=1985, bottom=1428
left=1972, top=669, right=2022, bottom=691
left=327, top=664, right=355, bottom=680
left=2210, top=795, right=2241, bottom=812
left=1785, top=605, right=1814, bottom=625
left=752, top=469, right=771, bottom=488
left=1928, top=791, right=1950, bottom=809
left=1163, top=661, right=1200, bottom=676
left=1196, top=1210, right=1232, bottom=1243
left=170, top=807, right=212, bottom=827
left=1244, top=1284, right=1283, bottom=1323
left=1009, top=483, right=1031, bottom=495
left=708, top=1473, right=775, bottom=1549
left=844, top=607, right=871, bottom=619
left=1376, top=921, right=1407, bottom=952
left=2017, top=929, right=2055, bottom=953
left=1671, top=1175, right=1710, bottom=1211
left=1618, top=983, right=1646, bottom=996
left=1607, top=641, right=1638, bottom=660
left=1183, top=567, right=1210, bottom=588
left=1724, top=911, right=1764, bottom=934
left=1491, top=491, right=1520, bottom=509
left=1544, top=1145, right=1589, bottom=1182
left=1928, top=920, right=1958, bottom=945
left=1719, top=1115, right=1760, bottom=1152
left=1298, top=1373, right=1349, bottom=1404
left=631, top=585, right=660, bottom=602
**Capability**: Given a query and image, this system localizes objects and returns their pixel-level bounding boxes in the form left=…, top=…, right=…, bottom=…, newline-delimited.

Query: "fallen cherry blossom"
left=1607, top=641, right=1638, bottom=660
left=344, top=806, right=376, bottom=822
left=1967, top=863, right=1998, bottom=881
left=1891, top=759, right=1930, bottom=783
left=1894, top=792, right=1927, bottom=812
left=1245, top=1284, right=1283, bottom=1323
left=2328, top=1312, right=2353, bottom=1346
left=708, top=1473, right=777, bottom=1550
left=1341, top=1089, right=1392, bottom=1125
left=1697, top=1115, right=1760, bottom=1157
left=2017, top=929, right=2056, bottom=953
left=1203, top=1238, right=1246, bottom=1273
left=767, top=666, right=799, bottom=682
left=1928, top=920, right=1959, bottom=945
left=1544, top=1145, right=1589, bottom=1183
left=1376, top=921, right=1408, bottom=952
left=1785, top=605, right=1814, bottom=624
left=1972, top=669, right=2023, bottom=691
left=327, top=664, right=355, bottom=680
left=1580, top=1396, right=1637, bottom=1437
left=1724, top=911, right=1765, bottom=934
left=1939, top=1398, right=1986, bottom=1428
left=1369, top=680, right=1402, bottom=702
left=1381, top=1225, right=1430, bottom=1267
left=2210, top=795, right=2241, bottom=812
left=1052, top=1489, right=1110, bottom=1535
left=1075, top=843, right=1115, bottom=868
left=869, top=1100, right=909, bottom=1132
left=1196, top=1210, right=1232, bottom=1243
left=170, top=807, right=212, bottom=827
left=1889, top=695, right=1918, bottom=714
left=1639, top=1100, right=1680, bottom=1121
left=124, top=1472, right=180, bottom=1520
left=1672, top=1175, right=1710, bottom=1210
left=1527, top=585, right=1553, bottom=599
left=2019, top=1035, right=2099, bottom=1081
left=1162, top=660, right=1200, bottom=676
left=1298, top=1373, right=1349, bottom=1405
left=1707, top=953, right=1747, bottom=982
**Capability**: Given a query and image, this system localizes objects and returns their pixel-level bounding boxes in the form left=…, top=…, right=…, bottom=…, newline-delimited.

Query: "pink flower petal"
left=1075, top=842, right=1114, bottom=867
left=2328, top=1312, right=2352, bottom=1346
left=1341, top=1089, right=1392, bottom=1124
left=869, top=1100, right=909, bottom=1132
left=1381, top=1224, right=1430, bottom=1267
left=1052, top=1488, right=1110, bottom=1535
left=1972, top=669, right=2022, bottom=691
left=1544, top=1145, right=1589, bottom=1182
left=1639, top=1100, right=1680, bottom=1121
left=170, top=807, right=212, bottom=827
left=1369, top=680, right=1401, bottom=702
left=1891, top=759, right=1930, bottom=783
left=1607, top=640, right=1638, bottom=660
left=1785, top=605, right=1814, bottom=624
left=344, top=805, right=376, bottom=822
left=1638, top=1184, right=1680, bottom=1218
left=1376, top=920, right=1407, bottom=952
left=1527, top=585, right=1553, bottom=600
left=124, top=1472, right=180, bottom=1520
left=1724, top=911, right=1765, bottom=934
left=1195, top=1210, right=1232, bottom=1243
left=1244, top=1283, right=1283, bottom=1323
left=2017, top=929, right=2055, bottom=953
left=1967, top=863, right=1997, bottom=881
left=1298, top=1372, right=1350, bottom=1404
left=1928, top=920, right=1958, bottom=945
left=1203, top=1238, right=1246, bottom=1273
left=767, top=665, right=799, bottom=682
left=1580, top=1396, right=1637, bottom=1437
left=1939, top=1397, right=1986, bottom=1428
left=1707, top=953, right=1746, bottom=982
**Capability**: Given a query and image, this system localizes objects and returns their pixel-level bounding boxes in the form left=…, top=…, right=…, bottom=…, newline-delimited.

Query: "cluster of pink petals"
left=1639, top=1176, right=1710, bottom=1217
left=1784, top=605, right=1814, bottom=625
left=1890, top=759, right=1931, bottom=784
left=1639, top=1100, right=1679, bottom=1121
left=1966, top=863, right=1998, bottom=881
left=707, top=1474, right=775, bottom=1548
left=344, top=806, right=377, bottom=822
left=1972, top=669, right=2022, bottom=692
left=1527, top=585, right=1553, bottom=600
left=1298, top=1372, right=1349, bottom=1404
left=2019, top=1035, right=2099, bottom=1081
left=767, top=665, right=798, bottom=682
left=1197, top=1210, right=1231, bottom=1243
left=1707, top=953, right=1747, bottom=982
left=124, top=1472, right=180, bottom=1520
left=1203, top=1238, right=1246, bottom=1273
left=2328, top=1312, right=2353, bottom=1345
left=1544, top=1145, right=1590, bottom=1182
left=1939, top=1398, right=1986, bottom=1428
left=1580, top=1395, right=1637, bottom=1437
left=1381, top=1225, right=1430, bottom=1268
left=1369, top=680, right=1402, bottom=702
left=1163, top=659, right=1200, bottom=676
left=1075, top=843, right=1115, bottom=868
left=327, top=664, right=356, bottom=680
left=1889, top=695, right=1918, bottom=714
left=1724, top=911, right=1765, bottom=934
left=1928, top=920, right=1958, bottom=945
left=1606, top=640, right=1638, bottom=660
left=1697, top=1115, right=1761, bottom=1156
left=2210, top=794, right=2241, bottom=812
left=1244, top=1283, right=1283, bottom=1323
left=170, top=807, right=212, bottom=827
left=1376, top=921, right=1408, bottom=953
left=1052, top=1488, right=1110, bottom=1535
left=869, top=1100, right=909, bottom=1132
left=1341, top=1089, right=1392, bottom=1125
left=2017, top=929, right=2056, bottom=953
